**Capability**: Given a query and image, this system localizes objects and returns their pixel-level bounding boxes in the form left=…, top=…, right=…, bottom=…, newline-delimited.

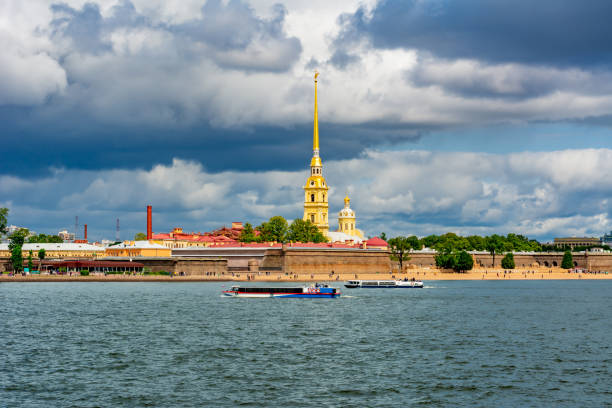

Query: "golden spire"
left=313, top=71, right=319, bottom=152
left=344, top=193, right=350, bottom=207
left=311, top=71, right=322, bottom=167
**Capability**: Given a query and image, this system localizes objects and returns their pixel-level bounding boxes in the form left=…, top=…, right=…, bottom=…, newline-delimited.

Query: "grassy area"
left=143, top=270, right=171, bottom=276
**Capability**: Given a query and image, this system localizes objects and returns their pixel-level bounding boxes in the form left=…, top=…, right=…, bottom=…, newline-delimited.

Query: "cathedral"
left=303, top=72, right=364, bottom=242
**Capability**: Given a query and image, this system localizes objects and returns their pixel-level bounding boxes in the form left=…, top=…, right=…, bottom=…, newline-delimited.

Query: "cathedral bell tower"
left=303, top=71, right=329, bottom=235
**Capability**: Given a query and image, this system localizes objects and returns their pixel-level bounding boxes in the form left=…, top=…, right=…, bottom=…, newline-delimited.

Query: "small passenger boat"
left=222, top=283, right=341, bottom=298
left=344, top=279, right=424, bottom=288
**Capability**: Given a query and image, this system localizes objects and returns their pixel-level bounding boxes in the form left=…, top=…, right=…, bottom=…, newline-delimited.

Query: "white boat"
left=344, top=279, right=423, bottom=288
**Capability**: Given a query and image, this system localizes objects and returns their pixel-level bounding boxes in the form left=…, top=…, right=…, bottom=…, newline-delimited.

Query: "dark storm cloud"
left=333, top=0, right=612, bottom=68
left=0, top=104, right=423, bottom=177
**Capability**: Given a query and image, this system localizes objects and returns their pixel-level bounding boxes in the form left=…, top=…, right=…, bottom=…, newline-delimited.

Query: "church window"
left=345, top=223, right=348, bottom=231
left=311, top=214, right=315, bottom=222
left=322, top=193, right=325, bottom=201
left=311, top=194, right=315, bottom=202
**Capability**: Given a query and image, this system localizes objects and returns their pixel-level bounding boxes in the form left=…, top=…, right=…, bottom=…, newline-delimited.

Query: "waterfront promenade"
left=1, top=267, right=610, bottom=282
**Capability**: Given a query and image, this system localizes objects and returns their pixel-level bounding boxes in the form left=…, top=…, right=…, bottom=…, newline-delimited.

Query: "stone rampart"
left=279, top=248, right=391, bottom=275
left=104, top=257, right=227, bottom=276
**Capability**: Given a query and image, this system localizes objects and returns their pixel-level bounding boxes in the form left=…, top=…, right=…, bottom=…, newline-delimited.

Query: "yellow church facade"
left=302, top=72, right=363, bottom=242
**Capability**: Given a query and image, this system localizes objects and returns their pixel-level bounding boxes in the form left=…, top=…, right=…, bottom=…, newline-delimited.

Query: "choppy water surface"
left=2, top=281, right=612, bottom=407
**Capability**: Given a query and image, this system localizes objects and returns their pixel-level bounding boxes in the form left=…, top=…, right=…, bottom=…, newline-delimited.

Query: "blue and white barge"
left=223, top=283, right=341, bottom=298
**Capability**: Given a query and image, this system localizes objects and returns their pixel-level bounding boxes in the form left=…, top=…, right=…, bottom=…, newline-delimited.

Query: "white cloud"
left=3, top=0, right=612, bottom=133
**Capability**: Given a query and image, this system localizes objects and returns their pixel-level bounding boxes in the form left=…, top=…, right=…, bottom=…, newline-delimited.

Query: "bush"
left=80, top=270, right=90, bottom=276
left=454, top=251, right=474, bottom=272
left=501, top=253, right=515, bottom=269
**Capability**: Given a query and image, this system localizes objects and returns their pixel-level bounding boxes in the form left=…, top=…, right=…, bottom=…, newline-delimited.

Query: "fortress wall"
left=4, top=251, right=612, bottom=277
left=174, top=258, right=227, bottom=276
left=405, top=253, right=437, bottom=268
left=280, top=249, right=391, bottom=275
left=259, top=249, right=283, bottom=271
left=125, top=257, right=227, bottom=275
left=585, top=254, right=612, bottom=270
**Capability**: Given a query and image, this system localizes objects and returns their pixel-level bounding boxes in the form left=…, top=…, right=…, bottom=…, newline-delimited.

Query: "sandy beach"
left=1, top=267, right=610, bottom=282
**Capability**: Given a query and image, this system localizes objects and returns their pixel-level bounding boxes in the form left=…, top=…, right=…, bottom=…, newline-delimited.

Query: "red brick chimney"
left=147, top=205, right=152, bottom=240
left=84, top=224, right=88, bottom=241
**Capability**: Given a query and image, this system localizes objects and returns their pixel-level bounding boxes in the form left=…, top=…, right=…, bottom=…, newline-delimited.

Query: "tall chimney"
left=147, top=205, right=152, bottom=240
left=84, top=224, right=88, bottom=241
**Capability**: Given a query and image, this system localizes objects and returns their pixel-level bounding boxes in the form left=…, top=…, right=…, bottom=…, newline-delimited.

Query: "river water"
left=2, top=281, right=611, bottom=407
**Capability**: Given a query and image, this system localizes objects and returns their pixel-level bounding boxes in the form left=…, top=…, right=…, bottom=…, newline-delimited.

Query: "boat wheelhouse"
left=344, top=279, right=423, bottom=288
left=222, top=283, right=341, bottom=298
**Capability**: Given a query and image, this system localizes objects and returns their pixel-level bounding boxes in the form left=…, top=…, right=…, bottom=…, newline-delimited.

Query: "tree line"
left=381, top=232, right=542, bottom=253
left=239, top=216, right=327, bottom=243
left=1, top=209, right=53, bottom=273
left=386, top=232, right=579, bottom=272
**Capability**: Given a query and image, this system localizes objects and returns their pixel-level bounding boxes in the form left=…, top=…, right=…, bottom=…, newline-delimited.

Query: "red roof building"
left=365, top=237, right=388, bottom=249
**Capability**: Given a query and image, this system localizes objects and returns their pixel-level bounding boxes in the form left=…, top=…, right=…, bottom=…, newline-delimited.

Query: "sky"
left=2, top=0, right=612, bottom=242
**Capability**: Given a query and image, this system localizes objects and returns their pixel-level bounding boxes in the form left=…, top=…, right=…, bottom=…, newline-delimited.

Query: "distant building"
left=364, top=237, right=389, bottom=250
left=5, top=225, right=33, bottom=236
left=601, top=231, right=612, bottom=245
left=0, top=243, right=104, bottom=258
left=104, top=241, right=171, bottom=257
left=151, top=226, right=242, bottom=249
left=58, top=230, right=75, bottom=241
left=553, top=237, right=601, bottom=249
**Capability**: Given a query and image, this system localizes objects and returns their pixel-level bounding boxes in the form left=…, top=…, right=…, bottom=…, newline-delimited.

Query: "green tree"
left=47, top=235, right=63, bottom=243
left=467, top=235, right=486, bottom=251
left=454, top=250, right=474, bottom=272
left=8, top=228, right=28, bottom=273
left=485, top=235, right=505, bottom=267
left=287, top=219, right=327, bottom=243
left=27, top=233, right=63, bottom=243
left=501, top=253, right=515, bottom=269
left=380, top=232, right=387, bottom=241
left=406, top=235, right=421, bottom=250
left=239, top=223, right=258, bottom=243
left=420, top=234, right=441, bottom=249
left=388, top=236, right=412, bottom=272
left=27, top=250, right=34, bottom=271
left=134, top=232, right=147, bottom=241
left=435, top=248, right=456, bottom=269
left=561, top=250, right=573, bottom=269
left=257, top=216, right=289, bottom=243
left=0, top=207, right=8, bottom=236
left=38, top=248, right=46, bottom=271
